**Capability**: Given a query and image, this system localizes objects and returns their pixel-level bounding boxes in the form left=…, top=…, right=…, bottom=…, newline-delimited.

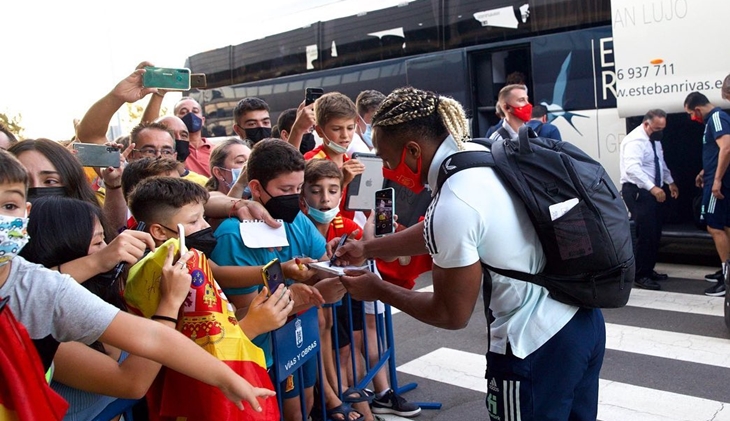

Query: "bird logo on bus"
left=542, top=52, right=588, bottom=135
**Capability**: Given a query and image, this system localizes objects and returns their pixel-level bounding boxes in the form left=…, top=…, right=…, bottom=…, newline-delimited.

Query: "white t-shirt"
left=0, top=256, right=119, bottom=344
left=424, top=136, right=578, bottom=358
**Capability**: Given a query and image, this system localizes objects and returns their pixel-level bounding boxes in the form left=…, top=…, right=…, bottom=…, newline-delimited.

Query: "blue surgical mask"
left=231, top=167, right=242, bottom=184
left=305, top=200, right=339, bottom=224
left=181, top=113, right=203, bottom=133
left=324, top=134, right=348, bottom=155
left=218, top=167, right=243, bottom=190
left=360, top=115, right=373, bottom=148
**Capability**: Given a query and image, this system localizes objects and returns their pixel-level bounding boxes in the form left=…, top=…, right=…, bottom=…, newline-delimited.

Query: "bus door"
left=468, top=46, right=532, bottom=138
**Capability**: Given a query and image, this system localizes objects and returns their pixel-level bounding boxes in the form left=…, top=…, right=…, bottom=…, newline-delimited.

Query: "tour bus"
left=185, top=0, right=730, bottom=261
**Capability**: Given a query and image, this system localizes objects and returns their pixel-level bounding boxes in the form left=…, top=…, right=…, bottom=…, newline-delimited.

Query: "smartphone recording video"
left=375, top=188, right=395, bottom=237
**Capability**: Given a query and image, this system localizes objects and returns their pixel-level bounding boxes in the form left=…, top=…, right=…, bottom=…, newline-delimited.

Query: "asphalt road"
left=376, top=262, right=730, bottom=421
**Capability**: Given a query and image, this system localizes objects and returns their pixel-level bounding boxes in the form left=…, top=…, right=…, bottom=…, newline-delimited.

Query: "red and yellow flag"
left=0, top=300, right=68, bottom=421
left=125, top=239, right=279, bottom=421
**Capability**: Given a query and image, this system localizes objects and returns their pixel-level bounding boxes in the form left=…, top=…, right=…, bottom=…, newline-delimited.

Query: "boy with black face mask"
left=211, top=139, right=349, bottom=420
left=127, top=176, right=325, bottom=337
left=232, top=97, right=273, bottom=146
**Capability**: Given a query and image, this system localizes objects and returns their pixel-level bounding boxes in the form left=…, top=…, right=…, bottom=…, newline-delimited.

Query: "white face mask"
left=323, top=134, right=348, bottom=155
left=359, top=115, right=373, bottom=148
left=0, top=213, right=30, bottom=266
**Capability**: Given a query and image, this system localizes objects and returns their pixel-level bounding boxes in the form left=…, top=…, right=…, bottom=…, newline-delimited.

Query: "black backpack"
left=436, top=125, right=634, bottom=308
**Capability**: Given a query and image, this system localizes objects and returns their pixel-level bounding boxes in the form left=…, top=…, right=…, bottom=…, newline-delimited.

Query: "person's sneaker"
left=371, top=390, right=421, bottom=417
left=650, top=270, right=669, bottom=281
left=634, top=277, right=661, bottom=291
left=705, top=269, right=723, bottom=283
left=704, top=280, right=727, bottom=297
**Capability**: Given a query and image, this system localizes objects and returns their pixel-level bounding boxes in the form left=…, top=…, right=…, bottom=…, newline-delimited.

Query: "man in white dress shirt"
left=619, top=109, right=679, bottom=290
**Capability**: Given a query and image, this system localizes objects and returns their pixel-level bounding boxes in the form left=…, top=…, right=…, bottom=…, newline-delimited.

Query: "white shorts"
left=364, top=300, right=385, bottom=315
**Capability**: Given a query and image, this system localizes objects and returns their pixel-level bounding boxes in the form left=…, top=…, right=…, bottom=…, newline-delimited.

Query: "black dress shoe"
left=650, top=271, right=669, bottom=281
left=634, top=277, right=661, bottom=290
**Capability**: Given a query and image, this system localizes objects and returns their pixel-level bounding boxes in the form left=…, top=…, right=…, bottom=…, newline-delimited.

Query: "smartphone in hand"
left=305, top=87, right=324, bottom=105
left=143, top=67, right=191, bottom=90
left=375, top=188, right=396, bottom=237
left=73, top=143, right=121, bottom=168
left=262, top=258, right=285, bottom=295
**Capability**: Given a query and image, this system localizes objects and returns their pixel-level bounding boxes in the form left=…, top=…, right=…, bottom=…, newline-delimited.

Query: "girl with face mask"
left=206, top=138, right=252, bottom=196
left=20, top=196, right=194, bottom=421
left=205, top=138, right=253, bottom=231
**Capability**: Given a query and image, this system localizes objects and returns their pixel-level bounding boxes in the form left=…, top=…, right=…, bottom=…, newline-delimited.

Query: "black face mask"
left=185, top=227, right=218, bottom=257
left=649, top=130, right=664, bottom=141
left=175, top=139, right=190, bottom=162
left=261, top=185, right=300, bottom=223
left=27, top=187, right=67, bottom=203
left=245, top=127, right=272, bottom=144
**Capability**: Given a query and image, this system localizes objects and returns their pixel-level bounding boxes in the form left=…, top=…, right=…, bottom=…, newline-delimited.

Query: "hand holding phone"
left=262, top=258, right=286, bottom=295
left=375, top=188, right=396, bottom=237
left=143, top=67, right=191, bottom=90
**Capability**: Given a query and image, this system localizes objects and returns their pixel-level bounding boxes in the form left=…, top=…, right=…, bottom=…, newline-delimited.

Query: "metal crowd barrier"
left=270, top=293, right=442, bottom=421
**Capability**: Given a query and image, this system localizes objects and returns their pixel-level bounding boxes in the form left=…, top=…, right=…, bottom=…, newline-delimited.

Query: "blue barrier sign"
left=272, top=307, right=319, bottom=380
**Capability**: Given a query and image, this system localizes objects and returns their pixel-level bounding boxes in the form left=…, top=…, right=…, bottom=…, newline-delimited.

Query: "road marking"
left=605, top=322, right=730, bottom=368
left=626, top=289, right=724, bottom=317
left=397, top=348, right=730, bottom=421
left=391, top=286, right=724, bottom=317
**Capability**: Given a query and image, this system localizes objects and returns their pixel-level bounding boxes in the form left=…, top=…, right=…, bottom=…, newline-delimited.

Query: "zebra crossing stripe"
left=392, top=286, right=723, bottom=317
left=626, top=289, right=724, bottom=317
left=605, top=322, right=730, bottom=368
left=397, top=348, right=730, bottom=421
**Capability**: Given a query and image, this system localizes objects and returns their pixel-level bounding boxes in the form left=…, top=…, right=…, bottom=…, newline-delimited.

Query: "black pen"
left=330, top=233, right=349, bottom=266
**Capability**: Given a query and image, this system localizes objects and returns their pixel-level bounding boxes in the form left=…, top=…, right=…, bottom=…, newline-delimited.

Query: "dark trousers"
left=485, top=308, right=606, bottom=421
left=622, top=183, right=664, bottom=278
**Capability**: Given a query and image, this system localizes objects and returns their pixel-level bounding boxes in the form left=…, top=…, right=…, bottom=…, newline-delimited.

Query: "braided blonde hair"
left=372, top=87, right=470, bottom=150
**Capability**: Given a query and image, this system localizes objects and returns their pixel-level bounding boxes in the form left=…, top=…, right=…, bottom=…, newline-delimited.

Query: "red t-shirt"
left=375, top=216, right=432, bottom=290
left=325, top=213, right=431, bottom=291
left=304, top=146, right=355, bottom=221
left=325, top=214, right=363, bottom=242
left=184, top=138, right=212, bottom=178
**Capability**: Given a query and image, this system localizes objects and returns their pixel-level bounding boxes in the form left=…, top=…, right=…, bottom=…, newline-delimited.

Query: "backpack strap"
left=530, top=121, right=544, bottom=136
left=480, top=263, right=545, bottom=288
left=470, top=138, right=493, bottom=148
left=436, top=150, right=495, bottom=191
left=497, top=127, right=511, bottom=141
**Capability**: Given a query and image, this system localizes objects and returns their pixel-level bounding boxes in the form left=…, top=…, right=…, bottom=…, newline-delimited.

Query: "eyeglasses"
left=133, top=148, right=175, bottom=157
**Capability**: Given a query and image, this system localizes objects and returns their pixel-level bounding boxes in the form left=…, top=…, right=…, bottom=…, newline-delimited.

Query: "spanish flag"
left=0, top=299, right=68, bottom=421
left=124, top=239, right=279, bottom=421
